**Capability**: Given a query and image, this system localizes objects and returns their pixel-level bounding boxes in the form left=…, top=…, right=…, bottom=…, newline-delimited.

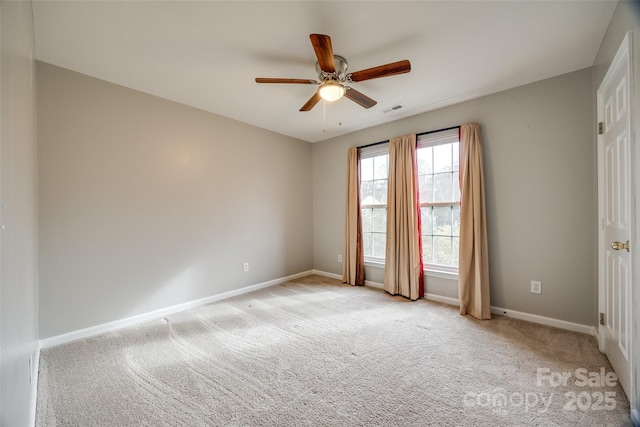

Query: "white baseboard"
left=29, top=342, right=41, bottom=427
left=311, top=270, right=385, bottom=290
left=312, top=269, right=341, bottom=280
left=40, top=270, right=314, bottom=349
left=632, top=408, right=640, bottom=426
left=312, top=270, right=594, bottom=336
left=489, top=307, right=595, bottom=336
left=424, top=290, right=594, bottom=336
left=60, top=268, right=596, bottom=350
left=425, top=293, right=459, bottom=306
left=364, top=280, right=384, bottom=289
left=592, top=325, right=601, bottom=348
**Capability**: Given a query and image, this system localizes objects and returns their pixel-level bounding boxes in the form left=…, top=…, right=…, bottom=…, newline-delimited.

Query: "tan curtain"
left=342, top=147, right=365, bottom=286
left=384, top=134, right=423, bottom=300
left=458, top=122, right=491, bottom=319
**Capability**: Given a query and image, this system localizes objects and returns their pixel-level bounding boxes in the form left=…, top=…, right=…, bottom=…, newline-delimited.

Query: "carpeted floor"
left=36, top=275, right=632, bottom=426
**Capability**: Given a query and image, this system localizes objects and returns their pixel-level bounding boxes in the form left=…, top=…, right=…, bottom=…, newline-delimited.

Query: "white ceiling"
left=32, top=1, right=617, bottom=143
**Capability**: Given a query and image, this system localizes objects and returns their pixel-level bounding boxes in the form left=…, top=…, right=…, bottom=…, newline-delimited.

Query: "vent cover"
left=382, top=104, right=404, bottom=114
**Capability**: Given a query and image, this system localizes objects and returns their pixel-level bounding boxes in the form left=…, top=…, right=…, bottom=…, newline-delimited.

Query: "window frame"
left=359, top=143, right=390, bottom=265
left=357, top=129, right=461, bottom=275
left=417, top=128, right=461, bottom=275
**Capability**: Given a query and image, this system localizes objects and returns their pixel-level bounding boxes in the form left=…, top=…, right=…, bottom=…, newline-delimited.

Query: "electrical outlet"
left=338, top=254, right=342, bottom=263
left=243, top=262, right=249, bottom=272
left=531, top=280, right=542, bottom=294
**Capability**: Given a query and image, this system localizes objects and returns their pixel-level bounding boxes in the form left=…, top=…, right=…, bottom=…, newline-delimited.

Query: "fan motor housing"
left=316, top=55, right=348, bottom=81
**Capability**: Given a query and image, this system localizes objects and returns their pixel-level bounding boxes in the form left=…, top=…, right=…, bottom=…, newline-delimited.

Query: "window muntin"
left=357, top=129, right=460, bottom=273
left=360, top=146, right=389, bottom=262
left=417, top=129, right=460, bottom=272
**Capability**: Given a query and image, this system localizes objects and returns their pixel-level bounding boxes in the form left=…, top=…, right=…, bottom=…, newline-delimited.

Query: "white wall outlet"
left=531, top=280, right=542, bottom=294
left=338, top=254, right=342, bottom=263
left=243, top=262, right=249, bottom=272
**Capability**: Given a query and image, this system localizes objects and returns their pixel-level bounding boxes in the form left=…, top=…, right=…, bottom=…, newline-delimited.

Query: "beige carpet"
left=36, top=275, right=631, bottom=426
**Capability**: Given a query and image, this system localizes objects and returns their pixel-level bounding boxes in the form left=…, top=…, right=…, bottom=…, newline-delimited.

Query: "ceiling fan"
left=255, top=34, right=411, bottom=112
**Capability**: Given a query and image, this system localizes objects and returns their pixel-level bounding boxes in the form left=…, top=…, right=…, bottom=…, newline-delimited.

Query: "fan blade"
left=310, top=34, right=336, bottom=73
left=255, top=78, right=318, bottom=84
left=349, top=60, right=411, bottom=82
left=300, top=91, right=322, bottom=111
left=344, top=87, right=377, bottom=109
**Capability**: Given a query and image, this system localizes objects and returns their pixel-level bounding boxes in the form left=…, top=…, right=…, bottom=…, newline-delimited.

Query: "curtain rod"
left=357, top=125, right=460, bottom=150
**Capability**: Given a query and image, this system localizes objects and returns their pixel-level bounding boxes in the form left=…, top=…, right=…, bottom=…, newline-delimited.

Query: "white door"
left=598, top=32, right=633, bottom=401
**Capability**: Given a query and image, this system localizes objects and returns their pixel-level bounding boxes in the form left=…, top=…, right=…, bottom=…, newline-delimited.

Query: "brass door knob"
left=611, top=241, right=630, bottom=252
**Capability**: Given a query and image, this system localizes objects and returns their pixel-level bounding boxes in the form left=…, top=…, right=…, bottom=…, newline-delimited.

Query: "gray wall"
left=592, top=0, right=640, bottom=418
left=313, top=68, right=596, bottom=326
left=0, top=1, right=40, bottom=425
left=37, top=62, right=313, bottom=339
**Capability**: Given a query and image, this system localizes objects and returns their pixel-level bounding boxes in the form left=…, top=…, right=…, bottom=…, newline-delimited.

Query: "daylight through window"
left=360, top=145, right=389, bottom=262
left=417, top=128, right=460, bottom=272
left=358, top=128, right=460, bottom=273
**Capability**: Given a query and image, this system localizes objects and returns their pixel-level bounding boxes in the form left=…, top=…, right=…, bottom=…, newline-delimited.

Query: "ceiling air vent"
left=382, top=104, right=404, bottom=114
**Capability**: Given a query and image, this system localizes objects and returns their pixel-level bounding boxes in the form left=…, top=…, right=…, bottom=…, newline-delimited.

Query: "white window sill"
left=364, top=259, right=458, bottom=280
left=424, top=269, right=458, bottom=280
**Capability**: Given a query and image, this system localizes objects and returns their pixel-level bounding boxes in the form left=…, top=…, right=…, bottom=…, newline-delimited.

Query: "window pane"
left=418, top=175, right=426, bottom=200
left=418, top=175, right=429, bottom=203
left=361, top=208, right=372, bottom=233
left=433, top=144, right=452, bottom=173
left=361, top=181, right=373, bottom=205
left=373, top=208, right=386, bottom=232
left=422, top=235, right=433, bottom=264
left=452, top=205, right=460, bottom=236
left=434, top=172, right=453, bottom=202
left=453, top=171, right=460, bottom=202
left=373, top=233, right=386, bottom=258
left=363, top=232, right=373, bottom=257
left=421, top=207, right=433, bottom=235
left=361, top=139, right=460, bottom=270
left=374, top=155, right=388, bottom=180
left=361, top=157, right=373, bottom=181
left=416, top=137, right=460, bottom=270
left=374, top=180, right=388, bottom=204
left=434, top=236, right=452, bottom=266
left=452, top=237, right=459, bottom=267
left=424, top=175, right=434, bottom=203
left=452, top=142, right=459, bottom=172
left=360, top=152, right=389, bottom=262
left=417, top=147, right=433, bottom=175
left=433, top=206, right=452, bottom=236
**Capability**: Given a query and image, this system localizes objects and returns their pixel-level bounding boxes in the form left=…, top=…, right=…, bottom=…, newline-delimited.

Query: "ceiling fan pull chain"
left=323, top=99, right=327, bottom=133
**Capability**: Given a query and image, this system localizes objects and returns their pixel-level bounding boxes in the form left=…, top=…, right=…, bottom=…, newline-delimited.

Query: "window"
left=417, top=129, right=460, bottom=273
left=358, top=129, right=460, bottom=273
left=360, top=145, right=389, bottom=263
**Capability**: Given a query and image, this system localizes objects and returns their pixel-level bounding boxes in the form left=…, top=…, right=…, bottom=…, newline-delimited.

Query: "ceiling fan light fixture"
left=318, top=81, right=345, bottom=102
left=255, top=34, right=410, bottom=112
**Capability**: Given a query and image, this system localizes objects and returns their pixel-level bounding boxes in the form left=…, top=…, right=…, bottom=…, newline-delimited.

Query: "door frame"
left=597, top=30, right=636, bottom=414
